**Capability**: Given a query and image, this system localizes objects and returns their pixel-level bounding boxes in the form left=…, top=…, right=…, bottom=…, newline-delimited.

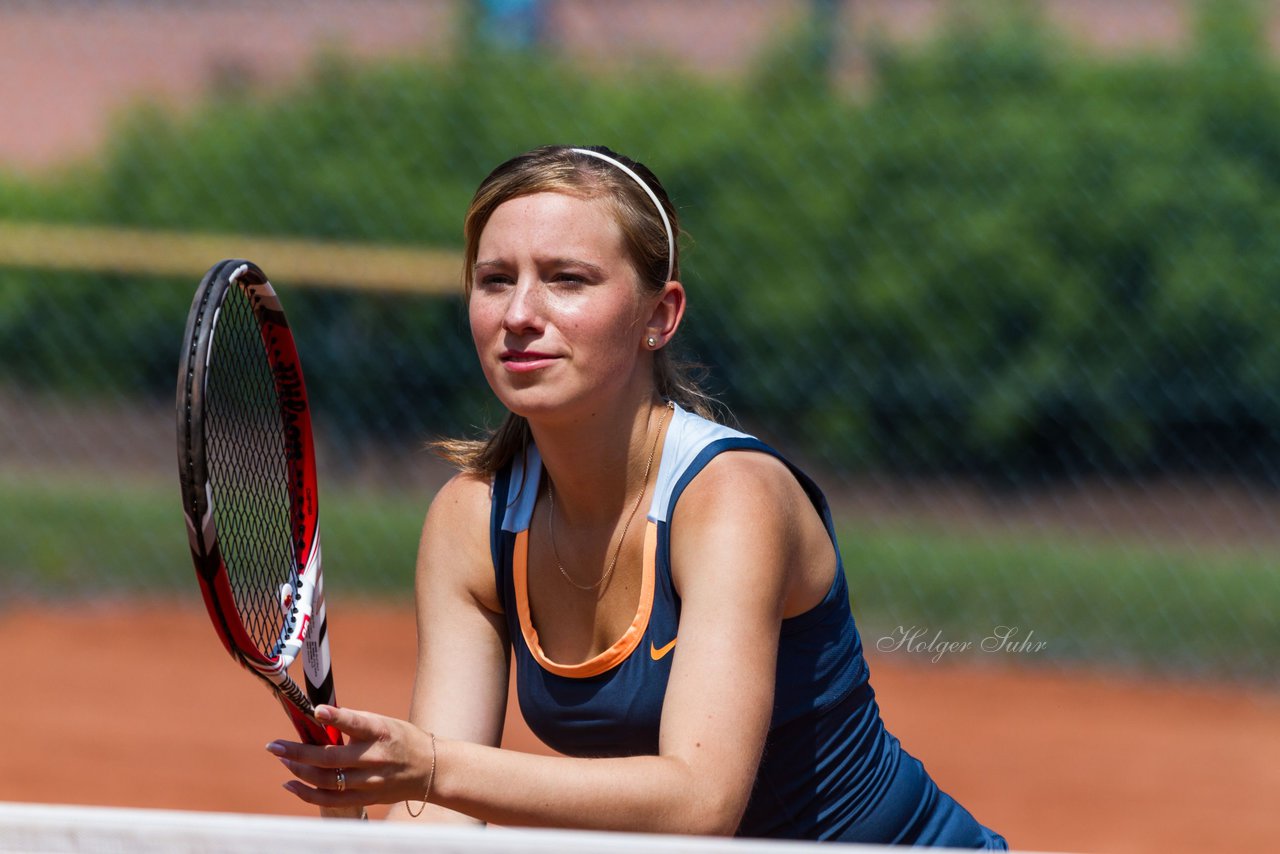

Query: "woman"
left=269, top=145, right=1007, bottom=847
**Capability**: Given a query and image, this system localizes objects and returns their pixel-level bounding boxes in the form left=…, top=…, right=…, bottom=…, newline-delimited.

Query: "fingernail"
left=315, top=705, right=334, bottom=721
left=265, top=742, right=286, bottom=756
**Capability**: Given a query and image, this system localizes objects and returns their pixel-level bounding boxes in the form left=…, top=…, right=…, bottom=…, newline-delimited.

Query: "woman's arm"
left=273, top=454, right=812, bottom=835
left=387, top=472, right=510, bottom=822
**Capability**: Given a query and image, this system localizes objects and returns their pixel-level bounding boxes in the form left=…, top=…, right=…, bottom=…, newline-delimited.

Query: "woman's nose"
left=502, top=277, right=543, bottom=335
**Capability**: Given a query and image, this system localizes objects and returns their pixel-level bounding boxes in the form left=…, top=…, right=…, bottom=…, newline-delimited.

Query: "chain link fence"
left=2, top=0, right=1278, bottom=681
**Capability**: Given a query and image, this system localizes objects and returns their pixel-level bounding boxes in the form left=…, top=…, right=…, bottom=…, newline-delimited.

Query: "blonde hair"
left=434, top=145, right=717, bottom=475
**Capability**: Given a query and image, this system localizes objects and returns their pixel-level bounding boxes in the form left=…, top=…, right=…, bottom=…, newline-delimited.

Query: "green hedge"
left=4, top=1, right=1280, bottom=477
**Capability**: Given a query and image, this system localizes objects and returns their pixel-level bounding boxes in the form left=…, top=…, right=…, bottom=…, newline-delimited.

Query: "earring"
left=647, top=336, right=658, bottom=349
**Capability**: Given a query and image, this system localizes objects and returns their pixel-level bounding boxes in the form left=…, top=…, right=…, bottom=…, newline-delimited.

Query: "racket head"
left=177, top=259, right=339, bottom=745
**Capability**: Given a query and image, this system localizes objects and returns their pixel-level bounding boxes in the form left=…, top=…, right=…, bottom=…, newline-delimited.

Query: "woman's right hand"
left=269, top=704, right=437, bottom=811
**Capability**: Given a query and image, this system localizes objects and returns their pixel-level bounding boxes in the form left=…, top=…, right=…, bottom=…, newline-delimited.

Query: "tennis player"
left=269, top=145, right=1007, bottom=847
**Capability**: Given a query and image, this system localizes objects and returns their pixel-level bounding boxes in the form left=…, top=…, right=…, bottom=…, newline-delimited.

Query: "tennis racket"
left=176, top=259, right=340, bottom=747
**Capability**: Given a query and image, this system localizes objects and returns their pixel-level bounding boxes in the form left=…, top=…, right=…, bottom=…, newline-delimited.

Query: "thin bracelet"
left=405, top=733, right=437, bottom=818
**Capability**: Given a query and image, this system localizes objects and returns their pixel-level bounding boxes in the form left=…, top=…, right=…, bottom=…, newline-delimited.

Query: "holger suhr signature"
left=876, top=625, right=1047, bottom=663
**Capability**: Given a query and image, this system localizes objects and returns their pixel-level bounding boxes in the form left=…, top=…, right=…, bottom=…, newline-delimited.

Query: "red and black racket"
left=177, top=259, right=340, bottom=747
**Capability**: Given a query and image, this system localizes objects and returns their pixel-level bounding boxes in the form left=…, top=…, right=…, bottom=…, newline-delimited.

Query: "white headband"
left=571, top=147, right=675, bottom=282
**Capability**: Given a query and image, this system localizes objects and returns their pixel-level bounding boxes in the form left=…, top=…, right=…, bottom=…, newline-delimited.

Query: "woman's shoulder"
left=661, top=406, right=804, bottom=511
left=669, top=445, right=836, bottom=619
left=664, top=405, right=824, bottom=544
left=432, top=469, right=493, bottom=505
left=675, top=449, right=800, bottom=523
left=418, top=470, right=502, bottom=610
left=667, top=448, right=818, bottom=616
left=423, top=471, right=494, bottom=547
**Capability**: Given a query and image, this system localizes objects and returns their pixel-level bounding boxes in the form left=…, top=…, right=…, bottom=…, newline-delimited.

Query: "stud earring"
left=647, top=336, right=658, bottom=349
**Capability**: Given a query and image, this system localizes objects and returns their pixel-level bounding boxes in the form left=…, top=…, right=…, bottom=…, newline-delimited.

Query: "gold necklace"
left=547, top=401, right=673, bottom=592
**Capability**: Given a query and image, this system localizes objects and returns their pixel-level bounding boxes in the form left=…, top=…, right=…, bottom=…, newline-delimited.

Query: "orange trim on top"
left=514, top=520, right=657, bottom=679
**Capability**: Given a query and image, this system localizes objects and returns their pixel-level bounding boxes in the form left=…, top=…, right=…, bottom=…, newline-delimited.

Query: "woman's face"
left=469, top=191, right=651, bottom=421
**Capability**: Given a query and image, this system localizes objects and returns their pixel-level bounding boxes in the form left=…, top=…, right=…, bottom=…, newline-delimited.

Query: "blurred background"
left=2, top=0, right=1279, bottom=850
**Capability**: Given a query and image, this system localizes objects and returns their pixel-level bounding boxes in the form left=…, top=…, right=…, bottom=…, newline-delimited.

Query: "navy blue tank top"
left=490, top=406, right=1005, bottom=847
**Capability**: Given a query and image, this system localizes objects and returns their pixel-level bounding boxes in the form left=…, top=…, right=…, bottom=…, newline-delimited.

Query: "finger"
left=314, top=705, right=391, bottom=742
left=275, top=756, right=352, bottom=790
left=282, top=780, right=370, bottom=808
left=265, top=738, right=364, bottom=768
left=275, top=756, right=389, bottom=791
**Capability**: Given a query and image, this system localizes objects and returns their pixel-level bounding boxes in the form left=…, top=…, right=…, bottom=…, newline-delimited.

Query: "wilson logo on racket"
left=274, top=361, right=308, bottom=462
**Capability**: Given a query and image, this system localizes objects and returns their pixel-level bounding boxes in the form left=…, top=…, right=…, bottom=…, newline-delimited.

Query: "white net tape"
left=0, top=803, right=902, bottom=854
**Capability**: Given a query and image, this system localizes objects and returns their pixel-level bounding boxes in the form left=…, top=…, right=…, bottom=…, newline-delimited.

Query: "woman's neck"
left=528, top=395, right=670, bottom=529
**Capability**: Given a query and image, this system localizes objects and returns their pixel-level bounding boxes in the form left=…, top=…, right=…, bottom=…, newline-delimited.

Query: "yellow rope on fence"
left=0, top=221, right=462, bottom=295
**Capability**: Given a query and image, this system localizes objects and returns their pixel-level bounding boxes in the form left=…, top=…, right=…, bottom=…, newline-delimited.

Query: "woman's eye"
left=477, top=274, right=512, bottom=289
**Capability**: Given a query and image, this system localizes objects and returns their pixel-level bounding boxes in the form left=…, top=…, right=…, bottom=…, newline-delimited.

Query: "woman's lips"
left=500, top=350, right=559, bottom=372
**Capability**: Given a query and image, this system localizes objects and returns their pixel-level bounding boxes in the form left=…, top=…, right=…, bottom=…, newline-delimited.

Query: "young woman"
left=269, top=145, right=1007, bottom=847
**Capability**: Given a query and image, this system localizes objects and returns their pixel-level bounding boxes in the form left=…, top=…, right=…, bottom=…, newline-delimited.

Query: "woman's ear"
left=643, top=280, right=686, bottom=350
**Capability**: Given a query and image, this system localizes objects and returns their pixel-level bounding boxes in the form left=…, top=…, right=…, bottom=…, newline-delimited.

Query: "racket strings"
left=204, top=286, right=299, bottom=658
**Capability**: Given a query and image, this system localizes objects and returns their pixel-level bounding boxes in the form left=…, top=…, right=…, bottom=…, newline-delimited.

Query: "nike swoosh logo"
left=650, top=637, right=677, bottom=660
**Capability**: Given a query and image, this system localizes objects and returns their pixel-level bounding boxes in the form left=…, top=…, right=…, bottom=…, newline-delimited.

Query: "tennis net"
left=0, top=802, right=897, bottom=853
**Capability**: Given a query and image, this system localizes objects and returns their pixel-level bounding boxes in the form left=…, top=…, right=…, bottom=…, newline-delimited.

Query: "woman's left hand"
left=267, top=705, right=436, bottom=810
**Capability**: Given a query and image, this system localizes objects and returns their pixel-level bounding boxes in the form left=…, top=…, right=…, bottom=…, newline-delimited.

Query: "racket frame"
left=177, top=259, right=340, bottom=746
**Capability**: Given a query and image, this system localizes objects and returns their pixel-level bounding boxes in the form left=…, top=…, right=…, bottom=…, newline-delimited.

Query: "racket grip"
left=277, top=693, right=343, bottom=746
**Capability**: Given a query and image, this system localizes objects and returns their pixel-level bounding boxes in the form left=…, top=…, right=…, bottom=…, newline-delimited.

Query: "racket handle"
left=277, top=693, right=343, bottom=746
